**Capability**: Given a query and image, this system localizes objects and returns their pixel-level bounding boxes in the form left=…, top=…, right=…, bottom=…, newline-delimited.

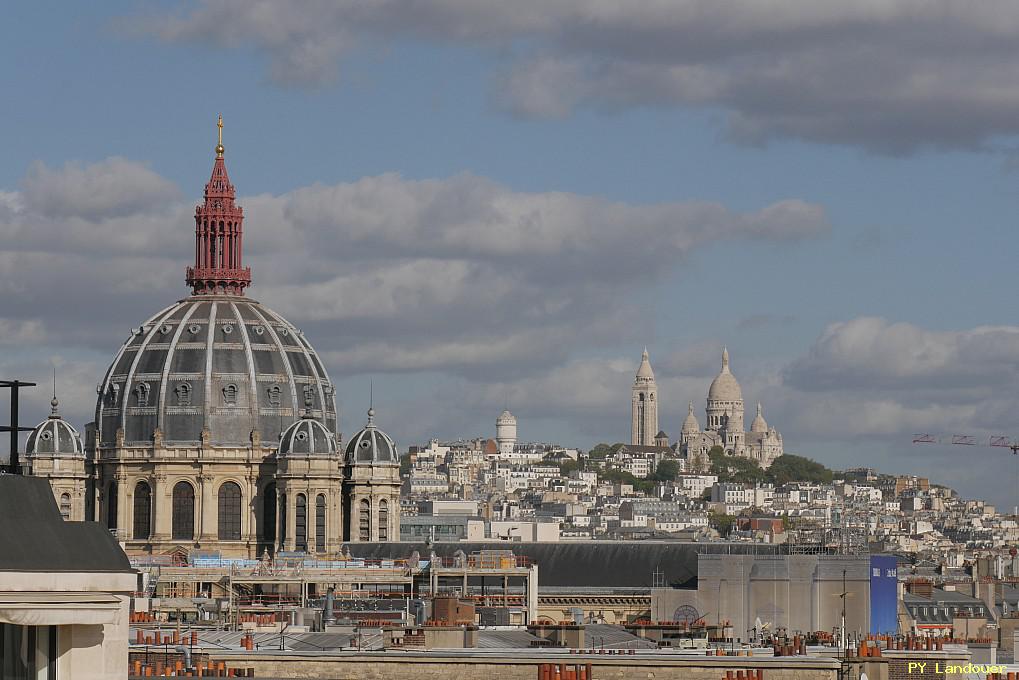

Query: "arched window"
left=59, top=493, right=71, bottom=521
left=295, top=494, right=307, bottom=552
left=315, top=495, right=326, bottom=553
left=133, top=482, right=151, bottom=539
left=359, top=499, right=370, bottom=542
left=107, top=482, right=118, bottom=531
left=172, top=482, right=195, bottom=541
left=378, top=499, right=389, bottom=542
left=263, top=483, right=277, bottom=544
left=218, top=482, right=242, bottom=540
left=279, top=494, right=287, bottom=545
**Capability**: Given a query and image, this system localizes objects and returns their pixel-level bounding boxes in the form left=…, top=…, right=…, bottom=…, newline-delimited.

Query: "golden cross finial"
left=216, top=114, right=225, bottom=157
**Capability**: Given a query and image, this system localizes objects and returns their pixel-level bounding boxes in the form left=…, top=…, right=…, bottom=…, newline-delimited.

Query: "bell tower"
left=631, top=348, right=658, bottom=446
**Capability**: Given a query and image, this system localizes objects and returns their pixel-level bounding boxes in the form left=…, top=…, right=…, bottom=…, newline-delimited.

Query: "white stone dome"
left=496, top=409, right=516, bottom=425
left=94, top=295, right=337, bottom=449
left=707, top=347, right=742, bottom=403
left=681, top=402, right=700, bottom=433
left=750, top=402, right=768, bottom=433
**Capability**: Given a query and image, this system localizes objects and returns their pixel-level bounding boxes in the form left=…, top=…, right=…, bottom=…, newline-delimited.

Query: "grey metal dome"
left=344, top=409, right=398, bottom=465
left=279, top=414, right=337, bottom=456
left=27, top=398, right=83, bottom=457
left=95, top=295, right=337, bottom=448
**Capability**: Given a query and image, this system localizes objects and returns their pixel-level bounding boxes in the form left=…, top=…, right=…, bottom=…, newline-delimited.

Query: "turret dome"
left=26, top=397, right=83, bottom=457
left=345, top=408, right=399, bottom=466
left=279, top=412, right=337, bottom=456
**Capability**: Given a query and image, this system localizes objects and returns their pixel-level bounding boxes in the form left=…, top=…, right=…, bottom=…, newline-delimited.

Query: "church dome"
left=27, top=398, right=83, bottom=457
left=279, top=413, right=337, bottom=456
left=94, top=296, right=337, bottom=448
left=345, top=409, right=398, bottom=466
left=707, top=347, right=742, bottom=403
left=750, top=402, right=768, bottom=433
left=497, top=409, right=516, bottom=425
left=93, top=127, right=336, bottom=450
left=681, top=402, right=700, bottom=433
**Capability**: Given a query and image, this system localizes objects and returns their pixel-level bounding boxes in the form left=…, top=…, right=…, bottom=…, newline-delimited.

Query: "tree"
left=651, top=459, right=680, bottom=482
left=399, top=453, right=412, bottom=477
left=588, top=443, right=623, bottom=459
left=559, top=459, right=581, bottom=476
left=708, top=447, right=766, bottom=484
left=766, top=454, right=833, bottom=485
left=708, top=510, right=735, bottom=536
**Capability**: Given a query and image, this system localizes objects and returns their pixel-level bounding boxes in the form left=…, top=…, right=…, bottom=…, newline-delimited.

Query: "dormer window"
left=134, top=382, right=151, bottom=407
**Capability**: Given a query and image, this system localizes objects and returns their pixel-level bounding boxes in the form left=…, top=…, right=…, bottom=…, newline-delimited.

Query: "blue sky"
left=3, top=1, right=1019, bottom=507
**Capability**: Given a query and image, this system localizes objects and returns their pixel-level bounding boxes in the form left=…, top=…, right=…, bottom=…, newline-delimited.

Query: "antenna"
left=0, top=379, right=37, bottom=474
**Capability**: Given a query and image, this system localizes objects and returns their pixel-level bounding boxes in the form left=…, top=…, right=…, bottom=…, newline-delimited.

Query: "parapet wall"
left=210, top=651, right=841, bottom=680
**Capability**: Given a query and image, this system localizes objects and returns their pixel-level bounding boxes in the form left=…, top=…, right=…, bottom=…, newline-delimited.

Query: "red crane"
left=912, top=433, right=1019, bottom=454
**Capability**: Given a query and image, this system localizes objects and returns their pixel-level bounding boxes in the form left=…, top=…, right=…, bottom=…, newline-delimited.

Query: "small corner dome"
left=26, top=399, right=83, bottom=457
left=681, top=402, right=700, bottom=433
left=345, top=408, right=398, bottom=465
left=750, top=403, right=768, bottom=433
left=279, top=415, right=336, bottom=456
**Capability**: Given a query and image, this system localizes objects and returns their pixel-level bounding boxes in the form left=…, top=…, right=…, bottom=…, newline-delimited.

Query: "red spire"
left=186, top=115, right=252, bottom=296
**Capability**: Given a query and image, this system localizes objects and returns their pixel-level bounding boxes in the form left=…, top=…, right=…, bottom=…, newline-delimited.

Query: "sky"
left=2, top=1, right=1019, bottom=508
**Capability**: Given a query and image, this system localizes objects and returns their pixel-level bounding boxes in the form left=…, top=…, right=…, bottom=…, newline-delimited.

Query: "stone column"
left=198, top=474, right=214, bottom=545
left=285, top=488, right=297, bottom=552
left=328, top=487, right=342, bottom=554
left=115, top=472, right=129, bottom=542
left=244, top=474, right=257, bottom=555
left=153, top=473, right=169, bottom=542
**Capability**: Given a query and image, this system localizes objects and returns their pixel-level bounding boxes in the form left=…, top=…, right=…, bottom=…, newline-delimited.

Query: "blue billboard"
left=870, top=554, right=898, bottom=634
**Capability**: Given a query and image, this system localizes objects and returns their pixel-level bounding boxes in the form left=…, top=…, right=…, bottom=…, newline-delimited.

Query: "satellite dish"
left=861, top=673, right=869, bottom=680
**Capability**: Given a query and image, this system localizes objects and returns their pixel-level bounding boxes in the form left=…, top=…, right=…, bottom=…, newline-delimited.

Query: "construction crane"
left=911, top=433, right=1019, bottom=454
left=912, top=433, right=1019, bottom=512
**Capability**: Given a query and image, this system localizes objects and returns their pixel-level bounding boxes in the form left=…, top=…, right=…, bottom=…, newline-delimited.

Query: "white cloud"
left=130, top=0, right=1019, bottom=152
left=0, top=157, right=825, bottom=386
left=21, top=157, right=179, bottom=222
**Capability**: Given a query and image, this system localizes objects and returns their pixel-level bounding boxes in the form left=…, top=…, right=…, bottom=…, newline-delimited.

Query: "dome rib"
left=118, top=303, right=181, bottom=439
left=246, top=304, right=299, bottom=420
left=203, top=301, right=219, bottom=431
left=156, top=303, right=201, bottom=433
left=229, top=301, right=261, bottom=427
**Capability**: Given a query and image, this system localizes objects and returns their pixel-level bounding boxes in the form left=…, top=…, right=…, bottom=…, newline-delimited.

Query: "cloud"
left=783, top=317, right=1019, bottom=392
left=0, top=157, right=825, bottom=388
left=21, top=157, right=179, bottom=222
left=130, top=1, right=1019, bottom=152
